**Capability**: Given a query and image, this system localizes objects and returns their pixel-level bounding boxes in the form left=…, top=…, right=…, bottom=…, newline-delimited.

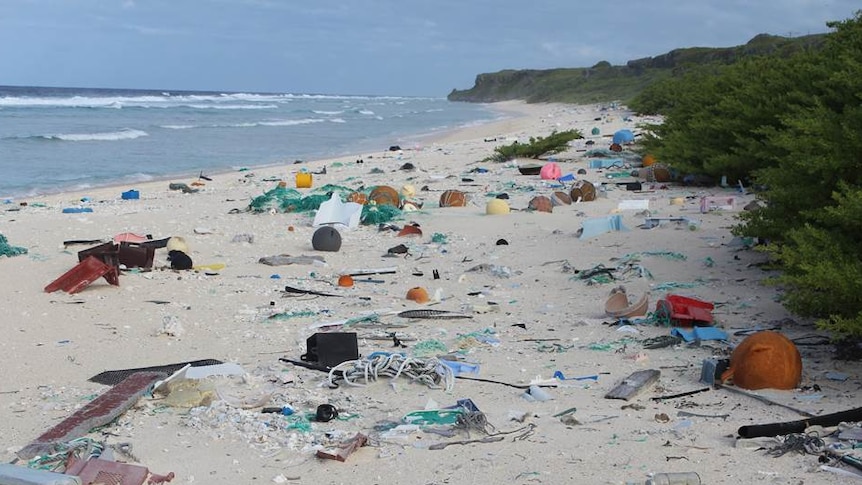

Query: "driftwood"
left=604, top=369, right=661, bottom=401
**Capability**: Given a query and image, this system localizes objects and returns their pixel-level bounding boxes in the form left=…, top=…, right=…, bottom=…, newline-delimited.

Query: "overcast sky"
left=0, top=0, right=857, bottom=97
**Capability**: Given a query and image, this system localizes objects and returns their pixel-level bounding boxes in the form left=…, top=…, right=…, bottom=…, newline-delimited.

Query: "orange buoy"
left=570, top=180, right=597, bottom=202
left=337, top=275, right=354, bottom=288
left=720, top=331, right=802, bottom=390
left=439, top=189, right=467, bottom=207
left=551, top=191, right=572, bottom=206
left=642, top=154, right=656, bottom=167
left=528, top=195, right=553, bottom=213
left=369, top=186, right=400, bottom=207
left=406, top=287, right=429, bottom=304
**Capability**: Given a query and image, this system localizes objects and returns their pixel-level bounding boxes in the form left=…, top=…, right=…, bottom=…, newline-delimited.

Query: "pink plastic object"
left=655, top=294, right=714, bottom=327
left=540, top=162, right=562, bottom=180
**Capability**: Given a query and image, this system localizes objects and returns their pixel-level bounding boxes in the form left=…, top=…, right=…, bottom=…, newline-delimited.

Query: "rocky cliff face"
left=447, top=33, right=825, bottom=104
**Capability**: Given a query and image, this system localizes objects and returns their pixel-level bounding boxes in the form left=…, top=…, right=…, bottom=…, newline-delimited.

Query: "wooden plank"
left=604, top=369, right=661, bottom=401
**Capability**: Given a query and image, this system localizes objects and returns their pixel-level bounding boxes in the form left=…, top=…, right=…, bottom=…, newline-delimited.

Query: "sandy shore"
left=1, top=101, right=860, bottom=485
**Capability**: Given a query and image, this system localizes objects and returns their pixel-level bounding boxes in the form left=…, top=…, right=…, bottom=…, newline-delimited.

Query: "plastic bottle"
left=645, top=472, right=701, bottom=485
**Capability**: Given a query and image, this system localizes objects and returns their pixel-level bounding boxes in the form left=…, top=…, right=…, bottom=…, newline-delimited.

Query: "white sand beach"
left=1, top=101, right=860, bottom=485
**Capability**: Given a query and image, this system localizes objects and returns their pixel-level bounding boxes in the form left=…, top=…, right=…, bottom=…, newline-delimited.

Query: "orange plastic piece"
left=397, top=225, right=422, bottom=237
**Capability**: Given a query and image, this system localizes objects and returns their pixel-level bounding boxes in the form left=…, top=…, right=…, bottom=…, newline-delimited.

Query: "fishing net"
left=360, top=204, right=401, bottom=225
left=0, top=233, right=27, bottom=257
left=248, top=185, right=333, bottom=214
left=312, top=184, right=354, bottom=197
left=248, top=185, right=301, bottom=212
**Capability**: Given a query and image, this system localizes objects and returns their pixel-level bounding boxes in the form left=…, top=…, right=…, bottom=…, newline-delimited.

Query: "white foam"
left=258, top=118, right=325, bottom=127
left=47, top=129, right=149, bottom=141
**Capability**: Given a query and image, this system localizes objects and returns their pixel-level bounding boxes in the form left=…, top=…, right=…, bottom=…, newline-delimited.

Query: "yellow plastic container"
left=295, top=172, right=313, bottom=188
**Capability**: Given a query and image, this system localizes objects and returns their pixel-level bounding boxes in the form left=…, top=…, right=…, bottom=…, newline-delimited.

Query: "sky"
left=0, top=0, right=858, bottom=97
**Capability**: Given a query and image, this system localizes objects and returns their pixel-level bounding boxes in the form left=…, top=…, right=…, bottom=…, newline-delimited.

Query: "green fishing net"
left=360, top=204, right=401, bottom=225
left=0, top=234, right=27, bottom=257
left=248, top=185, right=301, bottom=212
left=248, top=185, right=332, bottom=213
left=312, top=184, right=354, bottom=197
left=249, top=183, right=403, bottom=223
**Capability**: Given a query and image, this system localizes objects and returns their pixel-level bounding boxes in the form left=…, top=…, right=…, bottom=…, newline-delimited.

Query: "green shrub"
left=640, top=11, right=862, bottom=341
left=486, top=129, right=582, bottom=162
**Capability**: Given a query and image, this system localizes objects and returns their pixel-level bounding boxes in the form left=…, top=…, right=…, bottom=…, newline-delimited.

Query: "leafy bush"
left=637, top=11, right=862, bottom=342
left=485, top=130, right=582, bottom=163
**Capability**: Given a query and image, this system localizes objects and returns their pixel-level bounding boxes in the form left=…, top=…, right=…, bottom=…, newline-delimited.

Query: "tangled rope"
left=328, top=353, right=455, bottom=392
left=769, top=432, right=826, bottom=457
left=456, top=411, right=495, bottom=435
left=27, top=437, right=104, bottom=471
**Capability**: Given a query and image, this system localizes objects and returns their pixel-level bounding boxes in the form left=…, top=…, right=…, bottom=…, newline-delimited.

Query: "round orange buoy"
left=642, top=154, right=656, bottom=167
left=347, top=191, right=368, bottom=205
left=406, top=287, right=429, bottom=304
left=551, top=191, right=572, bottom=206
left=439, top=189, right=467, bottom=207
left=337, top=275, right=354, bottom=288
left=651, top=165, right=672, bottom=183
left=528, top=195, right=553, bottom=213
left=369, top=186, right=400, bottom=207
left=720, top=331, right=802, bottom=390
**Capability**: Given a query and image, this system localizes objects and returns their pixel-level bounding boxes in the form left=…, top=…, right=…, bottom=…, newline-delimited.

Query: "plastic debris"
left=0, top=233, right=28, bottom=257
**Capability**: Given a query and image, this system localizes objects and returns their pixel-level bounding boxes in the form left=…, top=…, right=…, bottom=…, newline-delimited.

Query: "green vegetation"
left=485, top=130, right=582, bottom=163
left=629, top=11, right=862, bottom=345
left=447, top=34, right=825, bottom=104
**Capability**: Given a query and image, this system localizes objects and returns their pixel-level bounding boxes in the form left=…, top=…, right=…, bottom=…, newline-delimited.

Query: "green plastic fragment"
left=267, top=310, right=318, bottom=320
left=412, top=339, right=448, bottom=358
left=403, top=409, right=464, bottom=425
left=431, top=233, right=448, bottom=244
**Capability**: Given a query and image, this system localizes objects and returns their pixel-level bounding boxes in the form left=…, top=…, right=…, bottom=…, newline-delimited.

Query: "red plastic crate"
left=655, top=294, right=714, bottom=327
left=45, top=256, right=119, bottom=294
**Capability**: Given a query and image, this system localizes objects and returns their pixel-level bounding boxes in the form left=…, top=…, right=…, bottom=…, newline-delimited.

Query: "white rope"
left=327, top=354, right=454, bottom=391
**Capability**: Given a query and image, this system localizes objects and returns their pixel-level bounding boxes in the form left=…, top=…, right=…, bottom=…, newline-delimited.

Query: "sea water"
left=0, top=86, right=499, bottom=199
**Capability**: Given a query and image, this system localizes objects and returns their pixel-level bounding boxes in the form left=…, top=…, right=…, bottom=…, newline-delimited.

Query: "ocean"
left=0, top=86, right=499, bottom=199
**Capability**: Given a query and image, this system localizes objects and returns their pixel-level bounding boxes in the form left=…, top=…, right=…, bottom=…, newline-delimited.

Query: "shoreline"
left=13, top=101, right=543, bottom=207
left=1, top=99, right=856, bottom=485
left=7, top=101, right=530, bottom=206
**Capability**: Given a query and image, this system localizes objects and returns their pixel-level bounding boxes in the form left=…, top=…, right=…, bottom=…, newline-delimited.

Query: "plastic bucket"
left=296, top=172, right=313, bottom=188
